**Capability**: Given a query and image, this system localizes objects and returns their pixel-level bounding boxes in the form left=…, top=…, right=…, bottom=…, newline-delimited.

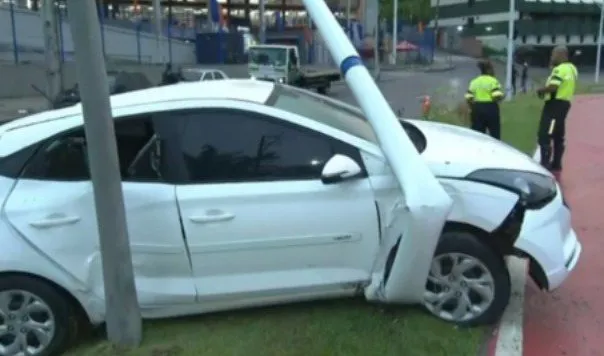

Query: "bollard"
left=136, top=23, right=142, bottom=64
left=9, top=0, right=19, bottom=65
left=421, top=95, right=431, bottom=119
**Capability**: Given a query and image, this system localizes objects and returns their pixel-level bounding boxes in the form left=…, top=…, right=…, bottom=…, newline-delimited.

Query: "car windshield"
left=266, top=85, right=378, bottom=143
left=249, top=47, right=287, bottom=67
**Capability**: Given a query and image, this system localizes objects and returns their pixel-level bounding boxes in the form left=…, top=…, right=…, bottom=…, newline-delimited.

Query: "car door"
left=168, top=106, right=380, bottom=305
left=2, top=113, right=196, bottom=306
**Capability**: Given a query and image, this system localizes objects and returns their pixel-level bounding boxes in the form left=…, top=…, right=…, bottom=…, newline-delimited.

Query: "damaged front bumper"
left=513, top=184, right=582, bottom=291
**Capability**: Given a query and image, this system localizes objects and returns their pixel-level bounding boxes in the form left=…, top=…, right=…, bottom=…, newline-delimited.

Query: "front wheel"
left=0, top=275, right=81, bottom=355
left=423, top=231, right=511, bottom=326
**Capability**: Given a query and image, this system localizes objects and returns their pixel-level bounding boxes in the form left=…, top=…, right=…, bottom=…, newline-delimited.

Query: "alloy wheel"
left=0, top=290, right=56, bottom=355
left=423, top=252, right=496, bottom=322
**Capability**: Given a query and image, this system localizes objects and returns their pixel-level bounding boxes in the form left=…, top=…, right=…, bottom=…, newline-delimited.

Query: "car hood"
left=407, top=119, right=552, bottom=178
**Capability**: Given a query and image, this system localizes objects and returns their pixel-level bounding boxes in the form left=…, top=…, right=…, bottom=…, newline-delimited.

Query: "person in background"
left=465, top=60, right=505, bottom=139
left=536, top=45, right=578, bottom=171
left=521, top=61, right=529, bottom=93
left=161, top=63, right=180, bottom=85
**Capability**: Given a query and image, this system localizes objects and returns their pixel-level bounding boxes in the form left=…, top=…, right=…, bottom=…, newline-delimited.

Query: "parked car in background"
left=44, top=71, right=153, bottom=109
left=180, top=67, right=229, bottom=82
left=0, top=80, right=581, bottom=355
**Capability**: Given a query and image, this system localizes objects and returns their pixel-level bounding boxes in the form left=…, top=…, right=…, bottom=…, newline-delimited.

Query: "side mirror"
left=320, top=154, right=362, bottom=184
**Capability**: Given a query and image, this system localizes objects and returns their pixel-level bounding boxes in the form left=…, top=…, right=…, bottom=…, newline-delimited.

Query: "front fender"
left=438, top=178, right=519, bottom=233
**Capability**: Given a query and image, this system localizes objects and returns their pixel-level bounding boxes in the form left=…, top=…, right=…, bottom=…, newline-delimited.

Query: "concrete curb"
left=422, top=64, right=457, bottom=73
left=482, top=256, right=527, bottom=356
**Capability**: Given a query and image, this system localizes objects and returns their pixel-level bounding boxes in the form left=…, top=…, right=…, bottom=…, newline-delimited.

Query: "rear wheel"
left=423, top=231, right=511, bottom=326
left=0, top=275, right=81, bottom=355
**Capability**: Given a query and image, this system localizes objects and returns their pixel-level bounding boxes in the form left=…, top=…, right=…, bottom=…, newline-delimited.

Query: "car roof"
left=182, top=67, right=224, bottom=73
left=1, top=79, right=274, bottom=134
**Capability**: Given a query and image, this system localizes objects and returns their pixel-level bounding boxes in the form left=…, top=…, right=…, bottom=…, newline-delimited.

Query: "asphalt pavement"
left=0, top=55, right=540, bottom=122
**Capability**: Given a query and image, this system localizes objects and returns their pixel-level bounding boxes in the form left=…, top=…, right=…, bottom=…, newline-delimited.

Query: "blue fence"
left=1, top=3, right=192, bottom=65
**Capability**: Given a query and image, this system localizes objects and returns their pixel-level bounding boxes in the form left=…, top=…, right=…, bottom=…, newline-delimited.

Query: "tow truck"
left=248, top=44, right=341, bottom=95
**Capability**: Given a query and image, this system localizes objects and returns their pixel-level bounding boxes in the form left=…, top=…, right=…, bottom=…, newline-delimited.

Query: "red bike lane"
left=523, top=95, right=604, bottom=356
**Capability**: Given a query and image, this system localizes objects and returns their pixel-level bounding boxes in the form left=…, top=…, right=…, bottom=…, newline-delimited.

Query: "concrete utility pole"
left=504, top=0, right=516, bottom=101
left=152, top=0, right=165, bottom=63
left=595, top=2, right=603, bottom=83
left=390, top=0, right=398, bottom=65
left=41, top=0, right=61, bottom=108
left=65, top=0, right=142, bottom=348
left=259, top=0, right=266, bottom=43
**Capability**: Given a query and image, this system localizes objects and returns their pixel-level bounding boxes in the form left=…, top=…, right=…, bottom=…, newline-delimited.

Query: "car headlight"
left=465, top=169, right=557, bottom=209
left=278, top=77, right=285, bottom=83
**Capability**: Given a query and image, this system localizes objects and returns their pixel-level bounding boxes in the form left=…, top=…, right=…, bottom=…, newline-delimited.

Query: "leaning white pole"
left=504, top=0, right=515, bottom=101
left=301, top=0, right=452, bottom=302
left=595, top=2, right=603, bottom=83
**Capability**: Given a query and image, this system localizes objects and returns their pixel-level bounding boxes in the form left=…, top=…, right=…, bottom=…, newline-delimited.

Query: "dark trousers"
left=538, top=99, right=571, bottom=168
left=470, top=102, right=501, bottom=140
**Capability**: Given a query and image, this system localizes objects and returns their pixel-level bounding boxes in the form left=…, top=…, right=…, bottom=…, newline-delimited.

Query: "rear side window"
left=21, top=115, right=162, bottom=182
left=0, top=144, right=40, bottom=179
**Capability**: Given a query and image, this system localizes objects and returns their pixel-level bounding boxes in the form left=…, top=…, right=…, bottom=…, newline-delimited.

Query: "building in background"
left=431, top=0, right=604, bottom=66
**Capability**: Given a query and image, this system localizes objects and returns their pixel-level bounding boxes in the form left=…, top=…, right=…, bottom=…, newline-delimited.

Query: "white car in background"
left=0, top=80, right=581, bottom=355
left=179, top=67, right=229, bottom=82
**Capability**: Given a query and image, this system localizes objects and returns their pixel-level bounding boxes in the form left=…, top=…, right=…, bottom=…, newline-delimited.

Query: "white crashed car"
left=0, top=80, right=580, bottom=355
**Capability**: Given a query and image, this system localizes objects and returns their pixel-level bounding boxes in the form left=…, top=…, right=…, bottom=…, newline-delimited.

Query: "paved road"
left=328, top=55, right=481, bottom=118
left=0, top=55, right=529, bottom=122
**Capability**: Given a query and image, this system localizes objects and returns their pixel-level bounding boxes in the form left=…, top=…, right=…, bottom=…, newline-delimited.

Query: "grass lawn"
left=68, top=94, right=546, bottom=356
left=68, top=300, right=486, bottom=356
left=432, top=93, right=543, bottom=154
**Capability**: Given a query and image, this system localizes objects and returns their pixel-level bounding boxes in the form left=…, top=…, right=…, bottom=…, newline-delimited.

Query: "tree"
left=380, top=0, right=433, bottom=23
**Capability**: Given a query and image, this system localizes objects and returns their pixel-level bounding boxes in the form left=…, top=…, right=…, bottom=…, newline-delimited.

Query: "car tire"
left=423, top=230, right=511, bottom=326
left=317, top=86, right=329, bottom=95
left=0, top=275, right=81, bottom=355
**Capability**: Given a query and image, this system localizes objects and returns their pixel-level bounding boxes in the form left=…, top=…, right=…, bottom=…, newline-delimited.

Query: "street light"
left=595, top=1, right=603, bottom=83
left=504, top=0, right=516, bottom=101
left=390, top=0, right=398, bottom=65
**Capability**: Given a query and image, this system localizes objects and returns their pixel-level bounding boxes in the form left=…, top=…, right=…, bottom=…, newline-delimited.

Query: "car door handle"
left=189, top=211, right=235, bottom=224
left=29, top=216, right=81, bottom=229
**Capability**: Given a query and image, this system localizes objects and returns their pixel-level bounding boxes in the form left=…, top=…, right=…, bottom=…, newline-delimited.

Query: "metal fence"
left=0, top=2, right=196, bottom=66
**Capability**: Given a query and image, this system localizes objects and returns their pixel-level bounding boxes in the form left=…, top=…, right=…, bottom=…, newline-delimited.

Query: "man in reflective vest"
left=536, top=45, right=578, bottom=171
left=465, top=60, right=505, bottom=139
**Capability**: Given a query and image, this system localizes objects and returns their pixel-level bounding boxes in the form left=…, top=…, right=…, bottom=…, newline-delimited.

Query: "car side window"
left=174, top=109, right=334, bottom=183
left=203, top=72, right=214, bottom=81
left=21, top=115, right=162, bottom=182
left=213, top=71, right=224, bottom=80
